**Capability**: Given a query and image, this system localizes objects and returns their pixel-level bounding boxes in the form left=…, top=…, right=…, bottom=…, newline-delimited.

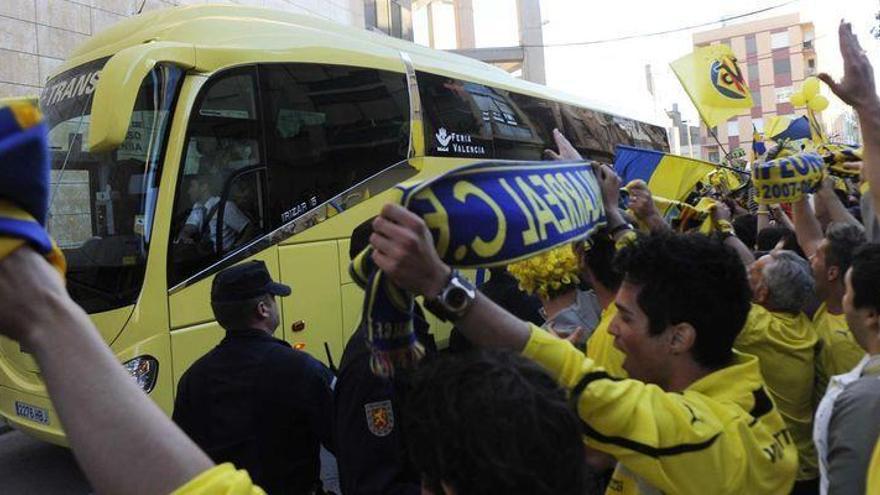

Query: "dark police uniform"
left=333, top=307, right=434, bottom=495
left=172, top=261, right=334, bottom=495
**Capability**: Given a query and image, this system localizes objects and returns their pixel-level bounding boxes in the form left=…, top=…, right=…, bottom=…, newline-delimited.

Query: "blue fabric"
left=0, top=216, right=53, bottom=254
left=0, top=107, right=50, bottom=225
left=770, top=115, right=811, bottom=142
left=753, top=139, right=767, bottom=156
left=613, top=145, right=662, bottom=186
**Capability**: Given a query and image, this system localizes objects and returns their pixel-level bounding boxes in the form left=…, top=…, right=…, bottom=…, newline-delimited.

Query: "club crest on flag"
left=365, top=400, right=395, bottom=437
left=710, top=54, right=748, bottom=100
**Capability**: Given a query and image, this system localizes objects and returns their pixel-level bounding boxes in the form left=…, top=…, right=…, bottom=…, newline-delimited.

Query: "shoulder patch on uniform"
left=364, top=400, right=394, bottom=437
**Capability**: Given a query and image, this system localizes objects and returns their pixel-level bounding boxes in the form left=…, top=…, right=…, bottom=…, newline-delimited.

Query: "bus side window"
left=259, top=63, right=410, bottom=228
left=168, top=67, right=268, bottom=287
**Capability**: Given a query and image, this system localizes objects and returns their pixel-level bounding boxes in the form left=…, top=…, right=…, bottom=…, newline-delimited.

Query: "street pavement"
left=0, top=428, right=340, bottom=494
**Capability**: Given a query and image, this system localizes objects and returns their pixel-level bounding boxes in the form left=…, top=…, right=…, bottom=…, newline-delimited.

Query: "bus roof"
left=58, top=4, right=657, bottom=126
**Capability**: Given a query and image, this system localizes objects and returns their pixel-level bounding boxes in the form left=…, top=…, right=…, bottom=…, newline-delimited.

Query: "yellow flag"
left=671, top=44, right=754, bottom=128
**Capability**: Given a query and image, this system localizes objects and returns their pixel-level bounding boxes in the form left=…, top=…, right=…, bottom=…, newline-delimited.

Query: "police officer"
left=334, top=219, right=436, bottom=495
left=173, top=260, right=334, bottom=495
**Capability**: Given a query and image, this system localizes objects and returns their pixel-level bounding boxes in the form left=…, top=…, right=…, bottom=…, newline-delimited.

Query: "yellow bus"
left=0, top=5, right=668, bottom=445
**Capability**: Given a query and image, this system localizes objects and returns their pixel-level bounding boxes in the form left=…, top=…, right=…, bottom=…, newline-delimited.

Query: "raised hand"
left=544, top=129, right=583, bottom=161
left=818, top=21, right=878, bottom=111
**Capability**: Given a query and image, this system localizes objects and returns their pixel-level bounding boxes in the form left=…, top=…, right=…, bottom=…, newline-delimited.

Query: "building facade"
left=692, top=13, right=816, bottom=163
left=411, top=0, right=546, bottom=83
left=0, top=0, right=374, bottom=98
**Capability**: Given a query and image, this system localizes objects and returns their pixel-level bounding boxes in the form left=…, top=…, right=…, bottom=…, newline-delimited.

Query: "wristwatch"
left=424, top=270, right=477, bottom=322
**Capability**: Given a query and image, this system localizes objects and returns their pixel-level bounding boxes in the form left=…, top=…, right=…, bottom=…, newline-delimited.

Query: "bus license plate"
left=15, top=401, right=49, bottom=425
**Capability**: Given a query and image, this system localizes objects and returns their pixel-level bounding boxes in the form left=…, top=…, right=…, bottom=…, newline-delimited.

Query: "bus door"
left=166, top=66, right=278, bottom=385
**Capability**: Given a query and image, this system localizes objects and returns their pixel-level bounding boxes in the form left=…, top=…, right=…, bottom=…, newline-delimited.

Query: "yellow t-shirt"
left=813, top=302, right=865, bottom=399
left=585, top=304, right=627, bottom=378
left=172, top=463, right=266, bottom=495
left=523, top=325, right=797, bottom=495
left=735, top=304, right=819, bottom=481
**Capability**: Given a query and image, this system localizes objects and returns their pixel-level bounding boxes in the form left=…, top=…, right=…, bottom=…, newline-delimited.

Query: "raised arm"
left=815, top=175, right=861, bottom=227
left=791, top=197, right=824, bottom=258
left=0, top=248, right=215, bottom=495
left=819, top=21, right=880, bottom=224
left=628, top=180, right=671, bottom=234
left=711, top=201, right=754, bottom=265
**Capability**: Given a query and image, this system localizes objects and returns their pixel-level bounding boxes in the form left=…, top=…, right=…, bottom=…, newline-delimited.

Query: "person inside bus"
left=176, top=170, right=253, bottom=254
left=172, top=260, right=335, bottom=495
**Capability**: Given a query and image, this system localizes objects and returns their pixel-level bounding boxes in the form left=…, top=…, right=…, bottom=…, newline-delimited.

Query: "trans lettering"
left=42, top=70, right=101, bottom=107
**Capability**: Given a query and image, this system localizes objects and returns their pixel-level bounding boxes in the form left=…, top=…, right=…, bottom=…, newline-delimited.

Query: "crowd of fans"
left=1, top=18, right=880, bottom=495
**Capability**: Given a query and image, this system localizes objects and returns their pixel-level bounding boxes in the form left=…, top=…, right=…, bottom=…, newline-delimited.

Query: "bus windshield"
left=41, top=59, right=183, bottom=314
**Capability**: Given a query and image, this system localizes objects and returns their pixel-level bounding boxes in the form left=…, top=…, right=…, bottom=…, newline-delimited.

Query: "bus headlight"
left=123, top=356, right=159, bottom=394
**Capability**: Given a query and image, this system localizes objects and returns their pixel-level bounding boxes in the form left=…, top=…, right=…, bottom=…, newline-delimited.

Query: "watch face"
left=446, top=287, right=468, bottom=311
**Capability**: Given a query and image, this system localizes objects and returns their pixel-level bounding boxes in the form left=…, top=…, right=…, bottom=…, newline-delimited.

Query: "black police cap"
left=211, top=260, right=291, bottom=303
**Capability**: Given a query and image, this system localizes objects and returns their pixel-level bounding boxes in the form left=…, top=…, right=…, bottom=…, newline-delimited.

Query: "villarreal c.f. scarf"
left=0, top=102, right=65, bottom=275
left=350, top=160, right=607, bottom=377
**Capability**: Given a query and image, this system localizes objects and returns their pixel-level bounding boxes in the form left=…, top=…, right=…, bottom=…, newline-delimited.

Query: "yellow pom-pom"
left=808, top=95, right=829, bottom=112
left=507, top=246, right=580, bottom=299
left=802, top=76, right=820, bottom=99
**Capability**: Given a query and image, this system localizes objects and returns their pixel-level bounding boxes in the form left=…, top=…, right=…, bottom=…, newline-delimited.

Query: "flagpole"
left=706, top=124, right=733, bottom=164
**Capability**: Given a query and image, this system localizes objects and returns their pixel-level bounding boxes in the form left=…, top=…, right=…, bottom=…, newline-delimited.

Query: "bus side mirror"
left=88, top=41, right=197, bottom=152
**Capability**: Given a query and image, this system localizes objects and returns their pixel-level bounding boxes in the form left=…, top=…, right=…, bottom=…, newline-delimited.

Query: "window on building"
left=804, top=30, right=815, bottom=49
left=775, top=86, right=794, bottom=104
left=365, top=0, right=413, bottom=40
left=750, top=90, right=762, bottom=107
left=364, top=0, right=378, bottom=30
left=773, top=56, right=791, bottom=76
left=747, top=61, right=759, bottom=85
left=727, top=120, right=740, bottom=138
left=260, top=63, right=411, bottom=229
left=708, top=150, right=720, bottom=163
left=771, top=31, right=789, bottom=50
left=169, top=67, right=268, bottom=286
left=746, top=35, right=757, bottom=55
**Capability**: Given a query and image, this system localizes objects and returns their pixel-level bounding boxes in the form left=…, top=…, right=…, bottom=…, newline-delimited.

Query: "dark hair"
left=851, top=244, right=880, bottom=313
left=349, top=217, right=376, bottom=260
left=613, top=233, right=751, bottom=368
left=211, top=294, right=269, bottom=330
left=732, top=214, right=757, bottom=250
left=583, top=228, right=623, bottom=291
left=403, top=350, right=589, bottom=495
left=824, top=222, right=867, bottom=274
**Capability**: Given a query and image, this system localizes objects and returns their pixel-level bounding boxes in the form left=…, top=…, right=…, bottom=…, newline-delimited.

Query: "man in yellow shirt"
left=792, top=196, right=867, bottom=396
left=736, top=250, right=820, bottom=492
left=369, top=201, right=798, bottom=494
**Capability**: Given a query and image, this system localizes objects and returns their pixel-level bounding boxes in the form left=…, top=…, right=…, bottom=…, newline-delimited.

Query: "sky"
left=447, top=0, right=880, bottom=129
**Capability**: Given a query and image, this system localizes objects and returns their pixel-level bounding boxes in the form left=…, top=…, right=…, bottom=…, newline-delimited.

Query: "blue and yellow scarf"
left=0, top=102, right=65, bottom=275
left=350, top=160, right=607, bottom=376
